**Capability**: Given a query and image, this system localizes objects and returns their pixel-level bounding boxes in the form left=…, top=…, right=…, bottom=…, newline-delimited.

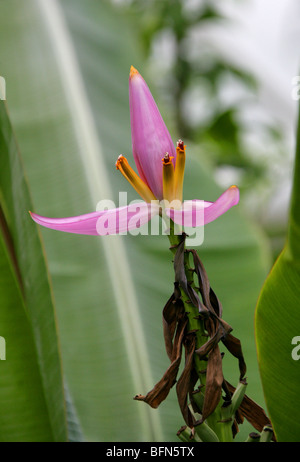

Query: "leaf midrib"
left=37, top=0, right=162, bottom=441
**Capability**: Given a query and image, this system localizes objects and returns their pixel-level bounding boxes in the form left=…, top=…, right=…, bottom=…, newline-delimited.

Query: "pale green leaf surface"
left=255, top=111, right=300, bottom=442
left=255, top=253, right=300, bottom=442
left=0, top=0, right=271, bottom=441
left=0, top=101, right=68, bottom=441
left=0, top=231, right=52, bottom=441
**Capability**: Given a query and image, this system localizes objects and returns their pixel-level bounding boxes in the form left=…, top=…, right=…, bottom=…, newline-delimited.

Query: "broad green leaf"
left=0, top=0, right=271, bottom=441
left=255, top=111, right=300, bottom=442
left=0, top=102, right=67, bottom=441
left=0, top=232, right=53, bottom=442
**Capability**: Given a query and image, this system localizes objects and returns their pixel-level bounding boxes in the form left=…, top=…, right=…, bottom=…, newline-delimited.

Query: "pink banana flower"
left=30, top=66, right=239, bottom=237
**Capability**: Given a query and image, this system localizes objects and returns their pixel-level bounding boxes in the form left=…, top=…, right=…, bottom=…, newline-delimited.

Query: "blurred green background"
left=0, top=0, right=298, bottom=442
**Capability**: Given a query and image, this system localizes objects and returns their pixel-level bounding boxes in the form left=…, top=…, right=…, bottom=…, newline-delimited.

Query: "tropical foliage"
left=0, top=0, right=298, bottom=442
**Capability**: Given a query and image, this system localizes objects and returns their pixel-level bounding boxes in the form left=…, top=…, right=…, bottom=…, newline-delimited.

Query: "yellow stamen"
left=174, top=139, right=186, bottom=203
left=116, top=155, right=156, bottom=203
left=162, top=153, right=175, bottom=204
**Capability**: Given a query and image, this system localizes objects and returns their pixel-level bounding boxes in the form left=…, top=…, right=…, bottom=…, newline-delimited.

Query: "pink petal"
left=30, top=202, right=160, bottom=236
left=165, top=186, right=240, bottom=227
left=129, top=67, right=176, bottom=200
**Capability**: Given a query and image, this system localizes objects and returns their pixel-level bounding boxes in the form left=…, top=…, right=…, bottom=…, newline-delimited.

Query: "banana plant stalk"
left=30, top=66, right=273, bottom=442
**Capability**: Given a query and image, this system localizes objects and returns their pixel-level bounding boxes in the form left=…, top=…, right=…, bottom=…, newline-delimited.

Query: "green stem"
left=260, top=425, right=273, bottom=442
left=167, top=222, right=207, bottom=387
left=245, top=432, right=261, bottom=442
left=167, top=220, right=233, bottom=442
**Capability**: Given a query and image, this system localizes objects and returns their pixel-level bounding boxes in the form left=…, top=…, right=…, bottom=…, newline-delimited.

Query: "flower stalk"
left=29, top=65, right=274, bottom=442
left=168, top=224, right=207, bottom=387
left=164, top=220, right=273, bottom=442
left=168, top=222, right=232, bottom=441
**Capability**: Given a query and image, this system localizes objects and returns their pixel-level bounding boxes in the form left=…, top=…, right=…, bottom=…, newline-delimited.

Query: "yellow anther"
left=116, top=155, right=156, bottom=203
left=174, top=139, right=186, bottom=203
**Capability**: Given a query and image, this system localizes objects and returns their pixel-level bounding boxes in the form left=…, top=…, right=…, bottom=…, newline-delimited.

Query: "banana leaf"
left=0, top=100, right=68, bottom=442
left=255, top=107, right=300, bottom=442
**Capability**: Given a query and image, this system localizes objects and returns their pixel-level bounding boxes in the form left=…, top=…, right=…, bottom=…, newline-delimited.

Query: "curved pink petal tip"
left=30, top=203, right=160, bottom=236
left=129, top=66, right=176, bottom=200
left=165, top=186, right=239, bottom=227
